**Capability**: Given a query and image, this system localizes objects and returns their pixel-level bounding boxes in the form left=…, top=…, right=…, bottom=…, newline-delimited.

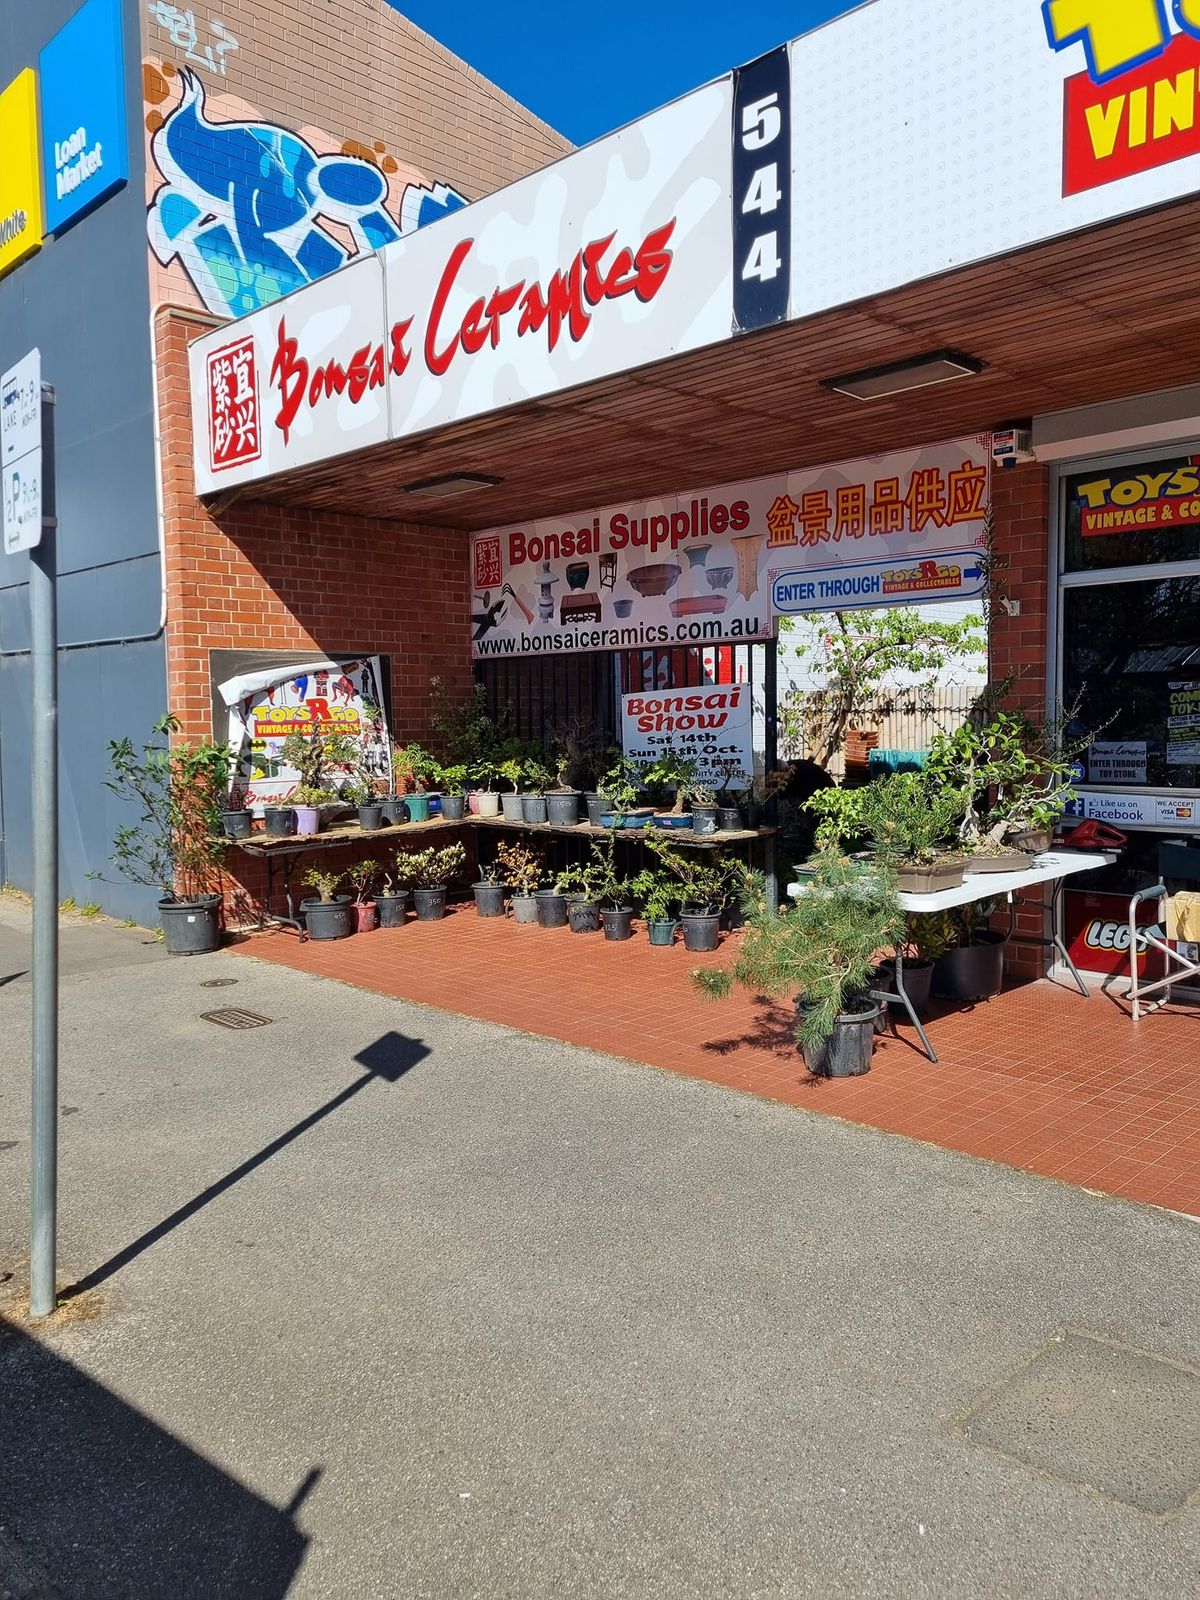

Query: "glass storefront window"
left=1063, top=454, right=1200, bottom=573
left=1061, top=574, right=1200, bottom=789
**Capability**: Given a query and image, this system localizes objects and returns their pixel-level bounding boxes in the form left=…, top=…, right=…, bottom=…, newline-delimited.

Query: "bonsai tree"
left=391, top=842, right=468, bottom=889
left=302, top=866, right=344, bottom=904
left=688, top=782, right=718, bottom=811
left=97, top=714, right=232, bottom=902
left=392, top=741, right=438, bottom=794
left=925, top=706, right=1083, bottom=853
left=549, top=715, right=615, bottom=792
left=555, top=857, right=609, bottom=905
left=629, top=866, right=678, bottom=925
left=345, top=859, right=377, bottom=905
left=495, top=840, right=545, bottom=897
left=522, top=757, right=554, bottom=796
left=429, top=676, right=501, bottom=769
left=638, top=752, right=699, bottom=813
left=597, top=755, right=642, bottom=819
left=438, top=763, right=471, bottom=796
left=339, top=780, right=374, bottom=808
left=643, top=833, right=743, bottom=914
left=472, top=757, right=501, bottom=793
left=807, top=772, right=964, bottom=864
left=496, top=757, right=525, bottom=794
left=712, top=757, right=748, bottom=806
left=803, top=784, right=868, bottom=850
left=693, top=850, right=905, bottom=1052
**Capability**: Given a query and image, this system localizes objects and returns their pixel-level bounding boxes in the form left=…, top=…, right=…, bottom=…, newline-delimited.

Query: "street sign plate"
left=1, top=348, right=42, bottom=553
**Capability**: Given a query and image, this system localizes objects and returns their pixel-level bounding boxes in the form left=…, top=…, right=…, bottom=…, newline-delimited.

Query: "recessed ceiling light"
left=821, top=351, right=986, bottom=402
left=402, top=472, right=501, bottom=498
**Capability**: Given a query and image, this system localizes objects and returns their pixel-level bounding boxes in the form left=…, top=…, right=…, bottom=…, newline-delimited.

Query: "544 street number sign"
left=732, top=46, right=791, bottom=332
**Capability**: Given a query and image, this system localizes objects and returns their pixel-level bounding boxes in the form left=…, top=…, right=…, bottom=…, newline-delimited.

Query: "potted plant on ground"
left=497, top=840, right=544, bottom=922
left=345, top=858, right=379, bottom=932
left=910, top=902, right=1008, bottom=1002
left=471, top=758, right=502, bottom=818
left=583, top=828, right=636, bottom=940
left=713, top=757, right=748, bottom=833
left=472, top=856, right=507, bottom=918
left=644, top=833, right=741, bottom=952
left=693, top=851, right=905, bottom=1077
left=394, top=842, right=467, bottom=921
left=630, top=866, right=680, bottom=946
left=300, top=866, right=354, bottom=941
left=375, top=854, right=411, bottom=928
left=554, top=861, right=604, bottom=933
left=520, top=759, right=554, bottom=825
left=96, top=714, right=232, bottom=955
left=497, top=757, right=526, bottom=822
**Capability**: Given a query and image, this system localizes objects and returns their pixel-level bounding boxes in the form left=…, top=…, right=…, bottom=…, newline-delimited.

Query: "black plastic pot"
left=381, top=796, right=409, bottom=825
left=535, top=890, right=568, bottom=929
left=412, top=887, right=448, bottom=921
left=221, top=809, right=253, bottom=839
left=441, top=794, right=467, bottom=822
left=158, top=895, right=221, bottom=955
left=521, top=794, right=548, bottom=824
left=797, top=995, right=881, bottom=1077
left=473, top=882, right=506, bottom=918
left=681, top=910, right=720, bottom=952
left=567, top=899, right=600, bottom=933
left=300, top=895, right=354, bottom=941
left=932, top=932, right=1007, bottom=1001
left=717, top=805, right=743, bottom=833
left=376, top=891, right=409, bottom=928
left=647, top=919, right=677, bottom=947
left=546, top=792, right=581, bottom=825
left=501, top=792, right=525, bottom=822
left=601, top=906, right=634, bottom=942
left=264, top=807, right=294, bottom=837
left=691, top=806, right=719, bottom=836
left=745, top=803, right=766, bottom=830
left=585, top=794, right=607, bottom=828
left=357, top=803, right=385, bottom=831
left=875, top=958, right=935, bottom=1019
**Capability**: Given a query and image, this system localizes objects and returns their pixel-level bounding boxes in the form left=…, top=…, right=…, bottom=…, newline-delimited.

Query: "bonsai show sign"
left=621, top=684, right=753, bottom=788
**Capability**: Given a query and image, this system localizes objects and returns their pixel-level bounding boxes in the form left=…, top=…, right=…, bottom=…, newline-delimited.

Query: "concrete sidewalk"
left=0, top=908, right=1197, bottom=1598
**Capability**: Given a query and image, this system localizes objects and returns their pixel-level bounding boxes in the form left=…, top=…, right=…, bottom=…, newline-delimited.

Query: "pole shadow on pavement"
left=61, top=1031, right=430, bottom=1302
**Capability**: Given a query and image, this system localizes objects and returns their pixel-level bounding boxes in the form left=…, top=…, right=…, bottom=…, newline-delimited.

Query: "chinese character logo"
left=207, top=336, right=261, bottom=470
left=473, top=535, right=503, bottom=590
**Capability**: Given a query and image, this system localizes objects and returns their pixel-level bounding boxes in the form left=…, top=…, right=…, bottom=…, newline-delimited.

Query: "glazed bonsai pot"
left=894, top=857, right=967, bottom=894
left=473, top=882, right=506, bottom=918
left=158, top=895, right=221, bottom=955
left=381, top=797, right=409, bottom=826
left=441, top=794, right=467, bottom=822
left=220, top=808, right=253, bottom=840
left=354, top=901, right=379, bottom=933
left=404, top=793, right=431, bottom=823
left=796, top=995, right=881, bottom=1077
left=475, top=791, right=501, bottom=818
left=691, top=806, right=719, bottom=836
left=932, top=932, right=1007, bottom=1001
left=647, top=919, right=677, bottom=947
left=567, top=899, right=600, bottom=934
left=357, top=803, right=385, bottom=831
left=300, top=895, right=354, bottom=941
left=601, top=906, right=634, bottom=941
left=652, top=814, right=693, bottom=830
left=546, top=792, right=581, bottom=825
left=521, top=794, right=549, bottom=824
left=501, top=792, right=525, bottom=822
left=511, top=894, right=539, bottom=924
left=412, top=886, right=448, bottom=921
left=376, top=891, right=409, bottom=928
left=264, top=807, right=294, bottom=838
left=717, top=806, right=743, bottom=833
left=874, top=958, right=935, bottom=1019
left=681, top=910, right=720, bottom=952
left=534, top=889, right=569, bottom=928
left=293, top=805, right=322, bottom=836
left=600, top=811, right=652, bottom=829
left=963, top=851, right=1031, bottom=876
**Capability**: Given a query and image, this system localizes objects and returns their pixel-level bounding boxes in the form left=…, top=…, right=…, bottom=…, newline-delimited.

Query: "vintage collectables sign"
left=621, top=684, right=753, bottom=789
left=469, top=438, right=990, bottom=659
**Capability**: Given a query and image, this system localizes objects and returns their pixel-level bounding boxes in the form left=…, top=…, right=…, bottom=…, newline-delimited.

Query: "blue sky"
left=393, top=2, right=863, bottom=145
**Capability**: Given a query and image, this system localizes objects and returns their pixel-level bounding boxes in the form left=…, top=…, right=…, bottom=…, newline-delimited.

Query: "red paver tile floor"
left=234, top=908, right=1200, bottom=1216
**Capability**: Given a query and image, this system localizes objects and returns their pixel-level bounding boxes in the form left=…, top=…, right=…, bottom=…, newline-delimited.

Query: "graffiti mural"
left=144, top=64, right=468, bottom=318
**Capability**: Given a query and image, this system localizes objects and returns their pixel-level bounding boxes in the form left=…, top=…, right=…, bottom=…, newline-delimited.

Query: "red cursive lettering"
left=270, top=318, right=308, bottom=446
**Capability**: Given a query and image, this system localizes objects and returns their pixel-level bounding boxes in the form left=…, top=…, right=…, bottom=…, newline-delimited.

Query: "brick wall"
left=988, top=462, right=1053, bottom=979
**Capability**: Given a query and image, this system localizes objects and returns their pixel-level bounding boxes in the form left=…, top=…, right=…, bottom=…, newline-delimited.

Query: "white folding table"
left=788, top=851, right=1113, bottom=1062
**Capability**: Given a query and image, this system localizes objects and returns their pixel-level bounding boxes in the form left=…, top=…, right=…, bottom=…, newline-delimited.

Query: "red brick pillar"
left=988, top=462, right=1053, bottom=981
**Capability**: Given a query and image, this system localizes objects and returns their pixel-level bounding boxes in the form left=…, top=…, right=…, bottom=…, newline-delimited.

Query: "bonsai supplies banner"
left=218, top=656, right=389, bottom=810
left=621, top=684, right=752, bottom=789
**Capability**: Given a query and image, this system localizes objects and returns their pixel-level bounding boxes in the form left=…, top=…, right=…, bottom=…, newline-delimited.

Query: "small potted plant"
left=96, top=714, right=231, bottom=955
left=630, top=866, right=679, bottom=947
left=391, top=742, right=438, bottom=822
left=713, top=758, right=748, bottom=833
left=694, top=851, right=905, bottom=1077
left=471, top=758, right=502, bottom=818
left=555, top=862, right=604, bottom=933
left=341, top=780, right=385, bottom=832
left=497, top=840, right=544, bottom=922
left=581, top=829, right=635, bottom=939
left=597, top=757, right=653, bottom=830
left=375, top=854, right=411, bottom=928
left=438, top=763, right=471, bottom=822
left=911, top=903, right=1009, bottom=1003
left=688, top=783, right=719, bottom=836
left=281, top=728, right=359, bottom=836
left=395, top=842, right=467, bottom=921
left=220, top=784, right=254, bottom=840
left=644, top=833, right=734, bottom=951
left=642, top=753, right=698, bottom=829
left=345, top=858, right=379, bottom=931
left=497, top=757, right=526, bottom=822
left=545, top=750, right=582, bottom=826
left=300, top=866, right=354, bottom=941
left=520, top=759, right=553, bottom=825
left=472, top=857, right=507, bottom=918
left=263, top=800, right=295, bottom=837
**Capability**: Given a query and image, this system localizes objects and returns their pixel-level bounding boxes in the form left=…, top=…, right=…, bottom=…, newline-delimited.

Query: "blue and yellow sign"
left=40, top=0, right=128, bottom=235
left=0, top=69, right=44, bottom=279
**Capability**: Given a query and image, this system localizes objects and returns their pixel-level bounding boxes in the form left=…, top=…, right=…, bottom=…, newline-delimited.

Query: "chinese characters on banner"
left=206, top=335, right=259, bottom=470
left=468, top=438, right=991, bottom=660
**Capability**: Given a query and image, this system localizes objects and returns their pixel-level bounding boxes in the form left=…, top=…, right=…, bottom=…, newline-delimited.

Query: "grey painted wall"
left=0, top=0, right=167, bottom=924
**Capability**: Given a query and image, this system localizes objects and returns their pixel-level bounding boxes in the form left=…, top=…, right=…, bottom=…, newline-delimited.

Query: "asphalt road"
left=0, top=899, right=1197, bottom=1599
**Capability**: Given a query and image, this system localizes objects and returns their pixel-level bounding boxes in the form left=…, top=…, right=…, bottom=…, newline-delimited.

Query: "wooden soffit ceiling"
left=230, top=194, right=1200, bottom=533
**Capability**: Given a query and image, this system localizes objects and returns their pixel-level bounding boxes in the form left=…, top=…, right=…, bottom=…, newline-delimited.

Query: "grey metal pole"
left=29, top=389, right=58, bottom=1320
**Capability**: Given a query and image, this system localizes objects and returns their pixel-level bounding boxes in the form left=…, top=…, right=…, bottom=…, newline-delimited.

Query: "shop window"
left=1063, top=454, right=1200, bottom=573
left=1061, top=575, right=1200, bottom=788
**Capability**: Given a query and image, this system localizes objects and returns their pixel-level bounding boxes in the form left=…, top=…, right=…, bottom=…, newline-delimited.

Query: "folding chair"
left=1125, top=885, right=1200, bottom=1021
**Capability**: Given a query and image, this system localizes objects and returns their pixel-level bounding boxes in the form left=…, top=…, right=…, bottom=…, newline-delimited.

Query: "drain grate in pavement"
left=957, top=1329, right=1200, bottom=1518
left=200, top=977, right=238, bottom=988
left=201, top=1007, right=272, bottom=1030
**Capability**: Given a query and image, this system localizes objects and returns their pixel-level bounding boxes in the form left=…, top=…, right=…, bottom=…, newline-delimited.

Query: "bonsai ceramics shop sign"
left=621, top=685, right=753, bottom=789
